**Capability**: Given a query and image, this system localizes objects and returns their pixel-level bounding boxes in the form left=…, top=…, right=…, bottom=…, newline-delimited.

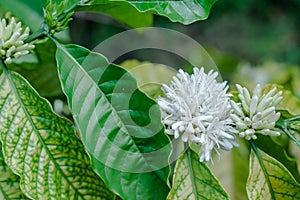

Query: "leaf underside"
left=0, top=72, right=115, bottom=199
left=56, top=44, right=172, bottom=200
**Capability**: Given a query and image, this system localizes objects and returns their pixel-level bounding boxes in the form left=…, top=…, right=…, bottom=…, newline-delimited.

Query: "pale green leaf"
left=55, top=44, right=171, bottom=199
left=167, top=149, right=229, bottom=200
left=254, top=135, right=300, bottom=183
left=120, top=59, right=176, bottom=98
left=247, top=149, right=300, bottom=200
left=0, top=142, right=29, bottom=200
left=0, top=71, right=115, bottom=199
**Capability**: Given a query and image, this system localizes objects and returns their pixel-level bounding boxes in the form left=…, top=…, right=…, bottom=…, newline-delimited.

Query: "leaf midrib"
left=58, top=44, right=166, bottom=178
left=3, top=72, right=85, bottom=199
left=186, top=150, right=198, bottom=199
left=250, top=146, right=276, bottom=200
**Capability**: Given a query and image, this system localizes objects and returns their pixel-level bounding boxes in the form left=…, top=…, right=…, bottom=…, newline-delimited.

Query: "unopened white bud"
left=0, top=17, right=35, bottom=63
left=231, top=84, right=282, bottom=140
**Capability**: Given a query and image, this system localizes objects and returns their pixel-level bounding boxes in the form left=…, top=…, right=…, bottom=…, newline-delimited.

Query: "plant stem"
left=24, top=27, right=47, bottom=43
left=0, top=59, right=9, bottom=74
left=46, top=32, right=61, bottom=47
left=282, top=126, right=300, bottom=148
left=288, top=115, right=300, bottom=122
left=249, top=140, right=275, bottom=200
left=277, top=116, right=300, bottom=148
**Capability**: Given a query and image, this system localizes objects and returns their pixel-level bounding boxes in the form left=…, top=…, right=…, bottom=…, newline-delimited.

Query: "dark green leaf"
left=0, top=142, right=29, bottom=200
left=167, top=149, right=229, bottom=200
left=112, top=0, right=217, bottom=25
left=55, top=44, right=171, bottom=199
left=247, top=149, right=300, bottom=199
left=0, top=71, right=115, bottom=199
left=78, top=0, right=153, bottom=28
left=10, top=39, right=63, bottom=97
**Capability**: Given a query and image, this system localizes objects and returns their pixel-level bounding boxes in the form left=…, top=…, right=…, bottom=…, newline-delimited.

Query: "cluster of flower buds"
left=0, top=17, right=35, bottom=64
left=158, top=68, right=283, bottom=162
left=230, top=84, right=282, bottom=140
left=43, top=0, right=73, bottom=34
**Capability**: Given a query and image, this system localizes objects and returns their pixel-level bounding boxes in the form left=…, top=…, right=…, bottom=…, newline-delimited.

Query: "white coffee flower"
left=0, top=17, right=35, bottom=64
left=157, top=67, right=238, bottom=162
left=231, top=84, right=282, bottom=140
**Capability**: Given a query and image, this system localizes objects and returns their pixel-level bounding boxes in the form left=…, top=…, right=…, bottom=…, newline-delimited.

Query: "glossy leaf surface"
left=78, top=0, right=153, bottom=28
left=114, top=0, right=217, bottom=25
left=56, top=44, right=171, bottom=199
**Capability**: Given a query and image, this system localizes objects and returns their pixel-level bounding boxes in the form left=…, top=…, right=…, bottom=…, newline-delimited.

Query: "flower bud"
left=0, top=17, right=35, bottom=64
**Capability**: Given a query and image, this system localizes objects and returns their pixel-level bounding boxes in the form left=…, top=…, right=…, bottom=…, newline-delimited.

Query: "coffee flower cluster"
left=0, top=17, right=34, bottom=64
left=158, top=68, right=283, bottom=162
left=230, top=84, right=282, bottom=140
left=157, top=68, right=238, bottom=162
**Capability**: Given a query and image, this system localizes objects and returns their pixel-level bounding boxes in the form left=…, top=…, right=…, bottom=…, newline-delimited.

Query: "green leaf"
left=120, top=59, right=176, bottom=98
left=55, top=44, right=171, bottom=199
left=247, top=149, right=300, bottom=200
left=111, top=0, right=217, bottom=25
left=0, top=142, right=29, bottom=200
left=78, top=0, right=153, bottom=28
left=0, top=0, right=45, bottom=31
left=10, top=39, right=63, bottom=97
left=0, top=71, right=115, bottom=199
left=167, top=149, right=229, bottom=200
left=254, top=135, right=300, bottom=183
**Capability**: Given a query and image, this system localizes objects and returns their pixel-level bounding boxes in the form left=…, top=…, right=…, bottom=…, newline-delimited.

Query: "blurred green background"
left=69, top=0, right=300, bottom=97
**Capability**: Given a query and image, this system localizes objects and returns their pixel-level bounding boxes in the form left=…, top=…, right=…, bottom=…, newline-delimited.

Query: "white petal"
left=250, top=95, right=259, bottom=117
left=260, top=106, right=275, bottom=119
left=257, top=97, right=272, bottom=112
left=253, top=84, right=261, bottom=97
left=218, top=130, right=235, bottom=140
left=272, top=95, right=283, bottom=107
left=237, top=122, right=248, bottom=130
left=252, top=112, right=262, bottom=122
left=230, top=100, right=244, bottom=117
left=242, top=87, right=251, bottom=104
left=252, top=121, right=263, bottom=129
